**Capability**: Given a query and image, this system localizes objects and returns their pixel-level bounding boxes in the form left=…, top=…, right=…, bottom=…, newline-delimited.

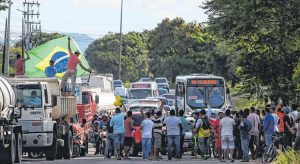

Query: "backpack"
left=201, top=117, right=211, bottom=130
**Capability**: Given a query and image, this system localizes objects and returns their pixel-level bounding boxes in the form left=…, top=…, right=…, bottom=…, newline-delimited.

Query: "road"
left=21, top=148, right=260, bottom=164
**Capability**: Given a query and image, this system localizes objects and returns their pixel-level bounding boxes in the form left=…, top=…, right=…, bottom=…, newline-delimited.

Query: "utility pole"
left=2, top=18, right=7, bottom=75
left=22, top=0, right=41, bottom=51
left=3, top=0, right=13, bottom=77
left=118, top=0, right=123, bottom=80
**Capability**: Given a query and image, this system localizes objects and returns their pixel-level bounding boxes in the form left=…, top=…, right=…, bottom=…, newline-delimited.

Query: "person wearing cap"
left=60, top=36, right=92, bottom=95
left=45, top=60, right=57, bottom=77
left=283, top=106, right=295, bottom=149
left=110, top=107, right=125, bottom=160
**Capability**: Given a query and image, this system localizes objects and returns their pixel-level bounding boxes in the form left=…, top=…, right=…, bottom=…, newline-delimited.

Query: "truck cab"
left=14, top=82, right=55, bottom=148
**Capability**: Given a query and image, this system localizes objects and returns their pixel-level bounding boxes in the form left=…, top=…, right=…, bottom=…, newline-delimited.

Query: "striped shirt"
left=152, top=117, right=163, bottom=134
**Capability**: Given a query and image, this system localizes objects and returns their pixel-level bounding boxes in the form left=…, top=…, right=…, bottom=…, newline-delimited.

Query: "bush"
left=275, top=149, right=300, bottom=164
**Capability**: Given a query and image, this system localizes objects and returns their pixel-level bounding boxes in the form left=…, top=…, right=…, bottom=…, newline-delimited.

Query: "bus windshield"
left=128, top=89, right=152, bottom=99
left=186, top=86, right=225, bottom=109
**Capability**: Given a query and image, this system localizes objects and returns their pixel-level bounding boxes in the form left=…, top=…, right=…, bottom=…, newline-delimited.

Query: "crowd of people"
left=91, top=101, right=300, bottom=162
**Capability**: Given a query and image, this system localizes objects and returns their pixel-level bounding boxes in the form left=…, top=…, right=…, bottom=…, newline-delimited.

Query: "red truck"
left=72, top=90, right=99, bottom=158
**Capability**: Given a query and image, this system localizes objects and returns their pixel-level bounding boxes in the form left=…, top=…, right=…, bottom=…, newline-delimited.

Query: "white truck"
left=0, top=76, right=23, bottom=164
left=81, top=74, right=115, bottom=113
left=9, top=78, right=77, bottom=161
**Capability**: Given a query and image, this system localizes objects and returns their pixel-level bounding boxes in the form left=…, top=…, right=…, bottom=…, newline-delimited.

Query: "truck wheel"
left=15, top=133, right=22, bottom=163
left=7, top=133, right=16, bottom=164
left=63, top=130, right=73, bottom=159
left=72, top=143, right=81, bottom=158
left=45, top=129, right=57, bottom=161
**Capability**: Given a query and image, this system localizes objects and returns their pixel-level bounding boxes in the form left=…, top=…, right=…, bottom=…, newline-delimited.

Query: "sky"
left=0, top=0, right=208, bottom=39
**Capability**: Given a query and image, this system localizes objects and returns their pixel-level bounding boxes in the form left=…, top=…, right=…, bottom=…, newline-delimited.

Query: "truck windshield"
left=15, top=84, right=42, bottom=108
left=128, top=89, right=152, bottom=99
left=186, top=86, right=225, bottom=109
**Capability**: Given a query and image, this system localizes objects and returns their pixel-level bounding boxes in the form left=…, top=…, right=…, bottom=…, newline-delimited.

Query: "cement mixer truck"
left=0, top=76, right=23, bottom=163
left=9, top=78, right=77, bottom=161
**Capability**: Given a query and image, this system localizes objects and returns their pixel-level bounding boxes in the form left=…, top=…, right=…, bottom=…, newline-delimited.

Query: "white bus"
left=127, top=82, right=159, bottom=103
left=175, top=74, right=229, bottom=113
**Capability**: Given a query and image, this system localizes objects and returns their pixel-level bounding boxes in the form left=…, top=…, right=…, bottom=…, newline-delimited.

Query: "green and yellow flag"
left=25, top=36, right=90, bottom=78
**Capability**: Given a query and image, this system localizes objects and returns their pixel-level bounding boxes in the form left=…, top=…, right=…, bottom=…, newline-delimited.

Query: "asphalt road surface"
left=22, top=148, right=260, bottom=164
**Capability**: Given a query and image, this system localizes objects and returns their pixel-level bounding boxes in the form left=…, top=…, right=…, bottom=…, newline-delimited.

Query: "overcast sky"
left=0, top=0, right=208, bottom=39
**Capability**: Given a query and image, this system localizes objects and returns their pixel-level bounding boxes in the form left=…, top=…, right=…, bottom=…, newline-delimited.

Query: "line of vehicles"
left=0, top=73, right=230, bottom=163
left=112, top=74, right=231, bottom=155
left=0, top=74, right=115, bottom=163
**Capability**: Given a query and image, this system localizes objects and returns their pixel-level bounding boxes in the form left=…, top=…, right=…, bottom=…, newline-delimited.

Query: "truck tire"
left=72, top=143, right=81, bottom=158
left=63, top=130, right=73, bottom=159
left=45, top=129, right=57, bottom=161
left=7, top=133, right=16, bottom=164
left=15, top=132, right=22, bottom=163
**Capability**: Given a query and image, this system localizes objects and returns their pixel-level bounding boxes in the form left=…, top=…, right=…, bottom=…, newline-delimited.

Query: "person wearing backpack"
left=283, top=106, right=295, bottom=149
left=239, top=109, right=252, bottom=162
left=194, top=109, right=210, bottom=160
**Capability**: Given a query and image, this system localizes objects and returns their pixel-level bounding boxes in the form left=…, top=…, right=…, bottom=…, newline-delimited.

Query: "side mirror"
left=95, top=95, right=99, bottom=104
left=51, top=95, right=57, bottom=107
left=14, top=108, right=22, bottom=119
left=70, top=117, right=75, bottom=123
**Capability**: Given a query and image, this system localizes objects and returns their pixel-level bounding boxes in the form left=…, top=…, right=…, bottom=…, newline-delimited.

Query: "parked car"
left=113, top=80, right=124, bottom=88
left=161, top=93, right=175, bottom=110
left=154, top=77, right=169, bottom=91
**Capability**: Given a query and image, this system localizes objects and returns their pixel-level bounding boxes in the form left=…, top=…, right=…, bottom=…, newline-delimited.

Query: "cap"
left=74, top=50, right=81, bottom=54
left=102, top=113, right=108, bottom=117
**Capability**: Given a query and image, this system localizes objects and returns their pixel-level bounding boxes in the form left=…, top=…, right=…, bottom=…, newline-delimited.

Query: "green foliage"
left=276, top=149, right=300, bottom=164
left=148, top=17, right=228, bottom=83
left=85, top=32, right=149, bottom=82
left=203, top=0, right=300, bottom=103
left=0, top=0, right=7, bottom=11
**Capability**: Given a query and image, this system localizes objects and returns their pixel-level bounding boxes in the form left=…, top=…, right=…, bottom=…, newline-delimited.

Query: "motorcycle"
left=72, top=133, right=82, bottom=158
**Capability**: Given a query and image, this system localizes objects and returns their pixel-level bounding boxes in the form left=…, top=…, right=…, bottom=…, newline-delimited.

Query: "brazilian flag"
left=25, top=36, right=90, bottom=78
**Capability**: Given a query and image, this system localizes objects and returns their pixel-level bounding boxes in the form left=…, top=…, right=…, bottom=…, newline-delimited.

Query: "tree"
left=148, top=18, right=225, bottom=83
left=85, top=32, right=149, bottom=82
left=203, top=0, right=300, bottom=102
left=0, top=0, right=7, bottom=11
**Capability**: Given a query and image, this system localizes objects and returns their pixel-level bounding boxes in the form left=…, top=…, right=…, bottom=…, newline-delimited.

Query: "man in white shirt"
left=220, top=109, right=235, bottom=162
left=291, top=104, right=298, bottom=120
left=141, top=112, right=154, bottom=160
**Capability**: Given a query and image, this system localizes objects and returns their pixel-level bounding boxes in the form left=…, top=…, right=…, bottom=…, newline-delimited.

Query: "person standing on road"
left=291, top=104, right=298, bottom=120
left=95, top=114, right=109, bottom=155
left=263, top=107, right=275, bottom=147
left=219, top=109, right=235, bottom=162
left=247, top=107, right=260, bottom=160
left=239, top=110, right=251, bottom=162
left=194, top=109, right=210, bottom=160
left=179, top=110, right=188, bottom=159
left=141, top=112, right=154, bottom=160
left=233, top=111, right=243, bottom=160
left=152, top=111, right=164, bottom=160
left=294, top=110, right=300, bottom=150
left=191, top=112, right=200, bottom=159
left=110, top=108, right=125, bottom=160
left=15, top=52, right=30, bottom=77
left=123, top=111, right=134, bottom=159
left=105, top=117, right=114, bottom=158
left=164, top=110, right=182, bottom=160
left=60, top=36, right=92, bottom=95
left=44, top=60, right=57, bottom=77
left=212, top=112, right=224, bottom=160
left=283, top=107, right=295, bottom=149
